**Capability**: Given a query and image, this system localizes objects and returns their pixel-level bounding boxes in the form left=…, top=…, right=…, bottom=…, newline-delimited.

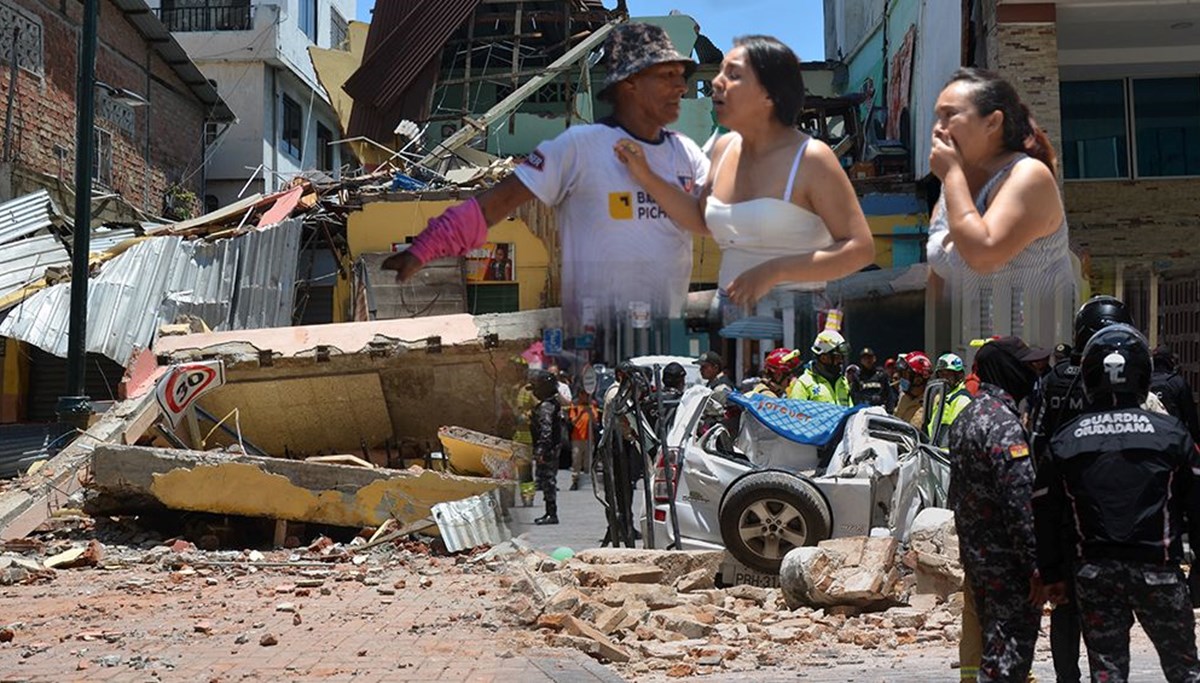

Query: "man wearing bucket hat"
left=383, top=22, right=709, bottom=338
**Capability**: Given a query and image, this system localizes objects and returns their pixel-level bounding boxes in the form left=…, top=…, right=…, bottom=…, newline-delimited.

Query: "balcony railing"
left=154, top=2, right=255, bottom=32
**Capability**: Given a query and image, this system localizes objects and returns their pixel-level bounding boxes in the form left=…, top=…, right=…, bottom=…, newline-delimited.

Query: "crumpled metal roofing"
left=87, top=227, right=139, bottom=254
left=0, top=189, right=58, bottom=246
left=0, top=220, right=302, bottom=366
left=431, top=491, right=512, bottom=553
left=0, top=423, right=75, bottom=479
left=0, top=233, right=69, bottom=304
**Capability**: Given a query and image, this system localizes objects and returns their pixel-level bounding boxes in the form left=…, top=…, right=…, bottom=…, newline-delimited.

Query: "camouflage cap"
left=601, top=22, right=696, bottom=94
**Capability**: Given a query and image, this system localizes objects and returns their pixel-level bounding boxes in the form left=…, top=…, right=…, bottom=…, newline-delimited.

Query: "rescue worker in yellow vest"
left=787, top=330, right=853, bottom=406
left=929, top=352, right=973, bottom=446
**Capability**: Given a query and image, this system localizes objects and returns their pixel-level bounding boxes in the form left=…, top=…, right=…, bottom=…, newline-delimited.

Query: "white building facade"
left=148, top=0, right=355, bottom=209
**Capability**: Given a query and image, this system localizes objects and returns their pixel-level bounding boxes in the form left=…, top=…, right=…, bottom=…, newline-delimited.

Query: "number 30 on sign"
left=155, top=360, right=226, bottom=428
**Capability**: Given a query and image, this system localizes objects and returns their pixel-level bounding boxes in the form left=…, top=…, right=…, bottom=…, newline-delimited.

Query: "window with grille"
left=0, top=0, right=44, bottom=77
left=330, top=9, right=347, bottom=50
left=92, top=127, right=112, bottom=188
left=281, top=95, right=302, bottom=160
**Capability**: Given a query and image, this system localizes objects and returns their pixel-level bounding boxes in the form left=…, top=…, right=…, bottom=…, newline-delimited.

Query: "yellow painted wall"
left=309, top=21, right=385, bottom=165
left=347, top=200, right=550, bottom=311
left=0, top=338, right=29, bottom=423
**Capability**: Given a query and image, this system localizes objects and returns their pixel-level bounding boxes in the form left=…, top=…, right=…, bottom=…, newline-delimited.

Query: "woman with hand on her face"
left=927, top=68, right=1077, bottom=354
left=612, top=35, right=874, bottom=341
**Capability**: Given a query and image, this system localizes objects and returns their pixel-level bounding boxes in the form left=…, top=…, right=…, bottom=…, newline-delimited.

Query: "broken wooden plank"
left=87, top=445, right=504, bottom=529
left=304, top=454, right=375, bottom=469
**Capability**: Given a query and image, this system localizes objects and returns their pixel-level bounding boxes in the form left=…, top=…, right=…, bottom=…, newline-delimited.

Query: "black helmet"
left=528, top=370, right=559, bottom=401
left=1080, top=323, right=1151, bottom=405
left=662, top=362, right=686, bottom=389
left=1073, top=295, right=1132, bottom=352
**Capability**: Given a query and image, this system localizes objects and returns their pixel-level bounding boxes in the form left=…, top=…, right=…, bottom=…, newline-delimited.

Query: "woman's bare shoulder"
left=711, top=132, right=738, bottom=158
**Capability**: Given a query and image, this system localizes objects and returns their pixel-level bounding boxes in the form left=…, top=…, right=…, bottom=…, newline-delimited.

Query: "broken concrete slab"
left=562, top=615, right=630, bottom=663
left=87, top=444, right=504, bottom=529
left=592, top=583, right=680, bottom=610
left=903, top=507, right=963, bottom=599
left=650, top=611, right=713, bottom=640
left=571, top=548, right=724, bottom=584
left=438, top=426, right=531, bottom=479
left=674, top=568, right=714, bottom=593
left=780, top=536, right=902, bottom=610
left=572, top=563, right=665, bottom=587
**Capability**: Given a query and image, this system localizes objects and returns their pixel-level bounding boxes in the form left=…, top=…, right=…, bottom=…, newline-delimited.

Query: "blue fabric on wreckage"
left=728, top=392, right=866, bottom=446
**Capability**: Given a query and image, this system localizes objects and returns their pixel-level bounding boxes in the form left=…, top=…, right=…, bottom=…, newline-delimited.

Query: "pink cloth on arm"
left=406, top=198, right=489, bottom=264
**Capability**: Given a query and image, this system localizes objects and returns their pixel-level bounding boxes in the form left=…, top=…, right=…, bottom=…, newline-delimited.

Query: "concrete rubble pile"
left=496, top=533, right=969, bottom=678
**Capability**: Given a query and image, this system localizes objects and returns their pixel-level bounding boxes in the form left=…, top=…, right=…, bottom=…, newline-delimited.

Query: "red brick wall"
left=0, top=0, right=208, bottom=215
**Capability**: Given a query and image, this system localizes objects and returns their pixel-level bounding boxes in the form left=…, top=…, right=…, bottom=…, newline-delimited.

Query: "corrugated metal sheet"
left=0, top=232, right=70, bottom=304
left=229, top=221, right=303, bottom=329
left=345, top=1, right=478, bottom=140
left=0, top=220, right=302, bottom=366
left=344, top=0, right=481, bottom=109
left=0, top=423, right=75, bottom=479
left=88, top=227, right=139, bottom=254
left=431, top=491, right=511, bottom=553
left=719, top=316, right=785, bottom=341
left=0, top=189, right=57, bottom=246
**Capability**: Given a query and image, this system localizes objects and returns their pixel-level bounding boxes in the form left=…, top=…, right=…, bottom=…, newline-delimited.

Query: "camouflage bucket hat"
left=601, top=22, right=696, bottom=94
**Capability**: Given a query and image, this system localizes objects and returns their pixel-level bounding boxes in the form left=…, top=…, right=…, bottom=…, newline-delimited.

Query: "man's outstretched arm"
left=381, top=175, right=536, bottom=281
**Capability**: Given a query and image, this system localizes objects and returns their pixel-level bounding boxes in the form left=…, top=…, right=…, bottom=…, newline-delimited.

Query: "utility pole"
left=58, top=0, right=98, bottom=428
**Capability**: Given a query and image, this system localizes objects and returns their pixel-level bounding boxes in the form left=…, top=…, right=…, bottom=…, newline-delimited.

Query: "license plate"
left=719, top=558, right=781, bottom=588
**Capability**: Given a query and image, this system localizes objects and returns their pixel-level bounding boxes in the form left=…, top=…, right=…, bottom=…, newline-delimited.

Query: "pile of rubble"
left=497, top=510, right=968, bottom=678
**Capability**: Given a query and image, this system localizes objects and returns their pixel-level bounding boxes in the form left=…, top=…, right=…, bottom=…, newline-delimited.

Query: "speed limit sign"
left=155, top=360, right=225, bottom=428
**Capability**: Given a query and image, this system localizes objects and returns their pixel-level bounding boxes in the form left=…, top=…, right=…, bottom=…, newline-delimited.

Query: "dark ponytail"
left=947, top=68, right=1057, bottom=173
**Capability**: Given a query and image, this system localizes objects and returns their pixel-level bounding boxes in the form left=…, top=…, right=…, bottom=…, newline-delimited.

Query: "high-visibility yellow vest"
left=787, top=368, right=852, bottom=407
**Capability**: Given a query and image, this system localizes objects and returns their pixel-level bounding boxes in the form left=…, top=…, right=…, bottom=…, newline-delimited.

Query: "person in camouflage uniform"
left=1034, top=324, right=1200, bottom=682
left=528, top=370, right=564, bottom=525
left=949, top=337, right=1044, bottom=682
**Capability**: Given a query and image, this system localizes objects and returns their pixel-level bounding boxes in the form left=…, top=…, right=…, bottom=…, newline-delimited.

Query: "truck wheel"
left=719, top=472, right=831, bottom=574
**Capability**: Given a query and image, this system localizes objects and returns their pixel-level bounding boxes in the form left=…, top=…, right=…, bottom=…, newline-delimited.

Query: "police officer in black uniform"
left=643, top=362, right=686, bottom=432
left=949, top=336, right=1044, bottom=682
left=1033, top=324, right=1200, bottom=682
left=852, top=347, right=896, bottom=411
left=529, top=370, right=564, bottom=525
left=1151, top=344, right=1200, bottom=442
left=1028, top=295, right=1132, bottom=683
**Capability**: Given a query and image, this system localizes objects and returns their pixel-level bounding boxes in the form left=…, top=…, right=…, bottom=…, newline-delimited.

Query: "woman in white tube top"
left=613, top=35, right=874, bottom=314
left=926, top=68, right=1078, bottom=353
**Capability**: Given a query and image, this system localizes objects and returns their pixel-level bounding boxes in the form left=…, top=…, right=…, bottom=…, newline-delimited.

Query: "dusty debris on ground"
left=486, top=539, right=969, bottom=676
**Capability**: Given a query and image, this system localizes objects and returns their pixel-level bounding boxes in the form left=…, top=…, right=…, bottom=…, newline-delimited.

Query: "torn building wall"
left=153, top=309, right=562, bottom=459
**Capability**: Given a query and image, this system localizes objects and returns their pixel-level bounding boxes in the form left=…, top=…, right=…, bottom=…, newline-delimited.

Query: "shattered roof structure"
left=0, top=220, right=302, bottom=366
left=343, top=0, right=613, bottom=142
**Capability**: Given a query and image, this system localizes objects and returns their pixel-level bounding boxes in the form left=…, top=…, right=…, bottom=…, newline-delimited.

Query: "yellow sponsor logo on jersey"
left=608, top=192, right=633, bottom=220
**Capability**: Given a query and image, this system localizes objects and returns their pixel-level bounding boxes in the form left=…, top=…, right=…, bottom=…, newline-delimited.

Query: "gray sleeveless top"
left=926, top=154, right=1078, bottom=356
